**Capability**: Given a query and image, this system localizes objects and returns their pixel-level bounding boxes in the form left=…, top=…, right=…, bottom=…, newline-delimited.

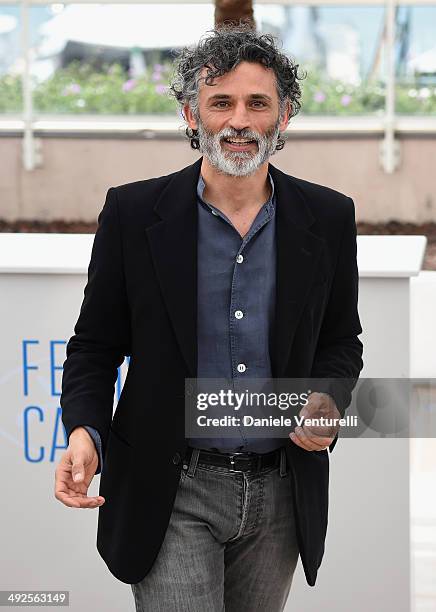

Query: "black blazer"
left=61, top=156, right=363, bottom=587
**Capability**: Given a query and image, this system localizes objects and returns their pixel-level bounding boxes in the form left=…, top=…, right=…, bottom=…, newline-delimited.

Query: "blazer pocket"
left=99, top=426, right=133, bottom=498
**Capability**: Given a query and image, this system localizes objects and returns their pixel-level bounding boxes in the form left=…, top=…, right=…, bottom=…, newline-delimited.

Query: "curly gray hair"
left=168, top=23, right=306, bottom=150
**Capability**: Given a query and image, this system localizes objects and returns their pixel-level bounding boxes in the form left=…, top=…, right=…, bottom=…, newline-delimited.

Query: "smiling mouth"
left=222, top=138, right=257, bottom=148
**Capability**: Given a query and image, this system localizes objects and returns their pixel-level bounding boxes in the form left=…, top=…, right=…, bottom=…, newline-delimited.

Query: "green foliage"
left=299, top=65, right=386, bottom=115
left=0, top=73, right=23, bottom=113
left=31, top=61, right=178, bottom=114
left=1, top=60, right=435, bottom=115
left=395, top=81, right=436, bottom=115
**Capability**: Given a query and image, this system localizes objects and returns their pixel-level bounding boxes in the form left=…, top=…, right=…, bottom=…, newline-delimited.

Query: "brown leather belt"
left=184, top=446, right=283, bottom=473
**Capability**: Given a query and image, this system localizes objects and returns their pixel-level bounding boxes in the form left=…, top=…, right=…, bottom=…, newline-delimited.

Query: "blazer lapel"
left=145, top=158, right=202, bottom=378
left=268, top=163, right=326, bottom=377
left=145, top=156, right=326, bottom=381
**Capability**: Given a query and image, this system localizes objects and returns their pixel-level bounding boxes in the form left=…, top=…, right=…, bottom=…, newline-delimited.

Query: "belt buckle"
left=228, top=451, right=249, bottom=473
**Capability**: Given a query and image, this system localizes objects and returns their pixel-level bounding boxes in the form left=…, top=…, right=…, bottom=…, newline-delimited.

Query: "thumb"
left=71, top=457, right=85, bottom=483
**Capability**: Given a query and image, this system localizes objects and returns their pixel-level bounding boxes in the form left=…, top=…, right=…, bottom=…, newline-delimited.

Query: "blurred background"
left=0, top=1, right=435, bottom=610
left=0, top=0, right=435, bottom=265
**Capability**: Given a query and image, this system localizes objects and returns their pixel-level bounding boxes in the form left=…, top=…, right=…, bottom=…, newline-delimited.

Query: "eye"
left=211, top=100, right=267, bottom=109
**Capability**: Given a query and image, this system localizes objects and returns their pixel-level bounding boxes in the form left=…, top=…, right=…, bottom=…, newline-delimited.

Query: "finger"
left=301, top=425, right=334, bottom=448
left=303, top=426, right=336, bottom=446
left=55, top=464, right=85, bottom=495
left=289, top=431, right=312, bottom=451
left=300, top=426, right=333, bottom=450
left=293, top=426, right=326, bottom=451
left=304, top=419, right=338, bottom=440
left=59, top=496, right=102, bottom=509
left=55, top=470, right=104, bottom=508
left=54, top=477, right=91, bottom=501
left=56, top=453, right=85, bottom=481
left=54, top=468, right=74, bottom=499
left=55, top=489, right=105, bottom=508
left=293, top=426, right=319, bottom=450
left=56, top=480, right=101, bottom=500
left=291, top=432, right=329, bottom=452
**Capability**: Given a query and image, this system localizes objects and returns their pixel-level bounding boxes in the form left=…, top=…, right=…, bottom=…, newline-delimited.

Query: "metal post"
left=20, top=0, right=40, bottom=171
left=380, top=0, right=400, bottom=173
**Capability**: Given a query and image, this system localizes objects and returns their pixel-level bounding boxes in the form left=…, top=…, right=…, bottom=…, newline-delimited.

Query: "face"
left=184, top=61, right=290, bottom=177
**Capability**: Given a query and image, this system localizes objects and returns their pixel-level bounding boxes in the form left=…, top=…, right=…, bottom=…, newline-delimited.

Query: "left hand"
left=289, top=392, right=341, bottom=451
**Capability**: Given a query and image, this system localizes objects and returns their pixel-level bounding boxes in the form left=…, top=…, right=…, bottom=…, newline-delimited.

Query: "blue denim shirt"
left=83, top=171, right=283, bottom=473
left=189, top=173, right=283, bottom=454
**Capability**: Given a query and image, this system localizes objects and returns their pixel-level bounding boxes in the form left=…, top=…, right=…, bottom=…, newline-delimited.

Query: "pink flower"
left=122, top=79, right=136, bottom=92
left=341, top=94, right=352, bottom=106
left=152, top=71, right=162, bottom=82
left=313, top=91, right=326, bottom=103
left=155, top=84, right=168, bottom=95
left=62, top=83, right=81, bottom=96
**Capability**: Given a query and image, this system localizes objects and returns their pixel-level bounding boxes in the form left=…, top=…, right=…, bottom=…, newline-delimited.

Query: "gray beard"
left=196, top=118, right=281, bottom=177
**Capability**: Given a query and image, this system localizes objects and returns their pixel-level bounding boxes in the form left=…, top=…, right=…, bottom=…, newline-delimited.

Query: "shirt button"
left=237, top=363, right=247, bottom=373
left=234, top=310, right=244, bottom=319
left=236, top=254, right=244, bottom=263
left=172, top=452, right=181, bottom=465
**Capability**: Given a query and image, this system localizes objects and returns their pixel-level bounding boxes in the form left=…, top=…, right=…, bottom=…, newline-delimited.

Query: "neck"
left=200, top=157, right=271, bottom=212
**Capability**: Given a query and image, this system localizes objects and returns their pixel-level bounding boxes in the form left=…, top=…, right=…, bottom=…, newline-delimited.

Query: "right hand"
left=54, top=426, right=105, bottom=509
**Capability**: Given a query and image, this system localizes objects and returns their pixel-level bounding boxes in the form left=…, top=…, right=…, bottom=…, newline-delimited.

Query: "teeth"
left=226, top=139, right=253, bottom=144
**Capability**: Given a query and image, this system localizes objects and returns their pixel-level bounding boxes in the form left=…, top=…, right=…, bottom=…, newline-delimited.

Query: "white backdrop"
left=0, top=234, right=426, bottom=611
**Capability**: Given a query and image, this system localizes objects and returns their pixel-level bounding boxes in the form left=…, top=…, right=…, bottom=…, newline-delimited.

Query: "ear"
left=279, top=100, right=291, bottom=132
left=183, top=103, right=198, bottom=130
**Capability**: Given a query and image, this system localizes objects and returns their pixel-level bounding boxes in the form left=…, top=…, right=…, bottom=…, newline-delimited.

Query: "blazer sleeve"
left=60, top=187, right=131, bottom=465
left=309, top=197, right=364, bottom=452
left=83, top=426, right=104, bottom=475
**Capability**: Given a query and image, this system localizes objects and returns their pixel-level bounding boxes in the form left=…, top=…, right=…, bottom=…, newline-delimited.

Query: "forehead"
left=198, top=61, right=278, bottom=99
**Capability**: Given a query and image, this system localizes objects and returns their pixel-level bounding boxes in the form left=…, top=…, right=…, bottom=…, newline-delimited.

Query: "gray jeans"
left=131, top=447, right=299, bottom=612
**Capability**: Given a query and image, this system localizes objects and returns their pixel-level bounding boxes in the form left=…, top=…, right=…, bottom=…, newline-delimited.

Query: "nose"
left=228, top=101, right=250, bottom=132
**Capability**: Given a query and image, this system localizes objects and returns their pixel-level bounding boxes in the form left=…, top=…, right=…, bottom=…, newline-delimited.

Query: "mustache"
left=217, top=125, right=279, bottom=144
left=197, top=116, right=281, bottom=145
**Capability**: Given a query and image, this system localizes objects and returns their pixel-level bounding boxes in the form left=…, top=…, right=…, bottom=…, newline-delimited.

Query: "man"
left=55, top=25, right=363, bottom=612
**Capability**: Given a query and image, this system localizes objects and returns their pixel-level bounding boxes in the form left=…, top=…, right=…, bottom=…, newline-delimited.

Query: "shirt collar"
left=197, top=172, right=275, bottom=215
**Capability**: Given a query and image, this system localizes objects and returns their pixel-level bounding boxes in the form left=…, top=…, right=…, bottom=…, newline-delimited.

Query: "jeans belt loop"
left=187, top=448, right=200, bottom=477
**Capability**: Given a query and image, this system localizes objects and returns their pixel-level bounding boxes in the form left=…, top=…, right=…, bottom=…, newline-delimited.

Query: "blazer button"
left=172, top=452, right=181, bottom=465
